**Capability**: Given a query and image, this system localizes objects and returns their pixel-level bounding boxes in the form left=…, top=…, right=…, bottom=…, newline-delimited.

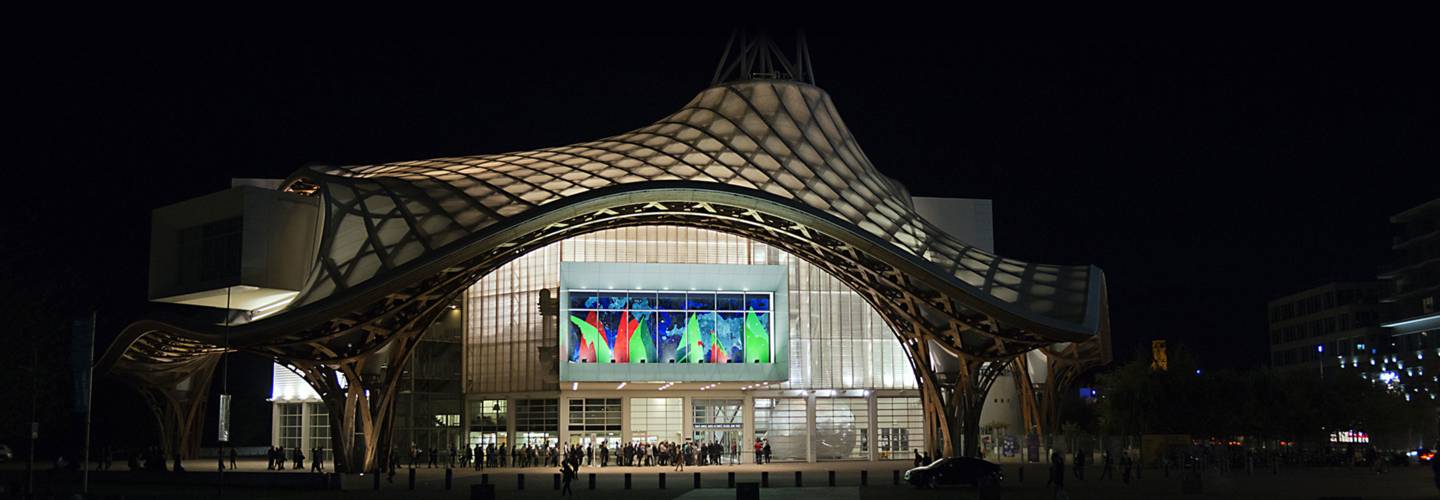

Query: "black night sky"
left=8, top=30, right=1437, bottom=410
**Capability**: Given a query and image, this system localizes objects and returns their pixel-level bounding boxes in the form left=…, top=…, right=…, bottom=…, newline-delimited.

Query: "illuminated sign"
left=1329, top=430, right=1369, bottom=444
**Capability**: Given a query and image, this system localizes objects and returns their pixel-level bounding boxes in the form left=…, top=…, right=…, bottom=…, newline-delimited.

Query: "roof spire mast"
left=711, top=29, right=815, bottom=86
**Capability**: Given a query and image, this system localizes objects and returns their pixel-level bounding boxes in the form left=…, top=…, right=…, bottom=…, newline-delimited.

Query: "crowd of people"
left=394, top=438, right=777, bottom=471
left=263, top=445, right=325, bottom=472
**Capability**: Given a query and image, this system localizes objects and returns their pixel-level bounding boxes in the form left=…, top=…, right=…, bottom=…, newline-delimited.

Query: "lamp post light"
left=1317, top=344, right=1325, bottom=379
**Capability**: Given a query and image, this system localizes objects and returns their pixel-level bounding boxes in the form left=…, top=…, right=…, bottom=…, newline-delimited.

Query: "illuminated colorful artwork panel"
left=567, top=290, right=772, bottom=364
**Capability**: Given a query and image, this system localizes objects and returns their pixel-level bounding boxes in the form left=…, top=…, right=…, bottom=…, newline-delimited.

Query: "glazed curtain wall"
left=464, top=226, right=917, bottom=393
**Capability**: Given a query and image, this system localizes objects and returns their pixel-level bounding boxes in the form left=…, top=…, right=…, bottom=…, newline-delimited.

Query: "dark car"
left=903, top=457, right=1003, bottom=488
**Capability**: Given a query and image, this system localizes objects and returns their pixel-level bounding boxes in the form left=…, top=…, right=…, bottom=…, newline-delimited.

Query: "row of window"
left=1273, top=331, right=1438, bottom=366
left=277, top=403, right=331, bottom=452
left=1270, top=287, right=1379, bottom=323
left=1269, top=310, right=1379, bottom=345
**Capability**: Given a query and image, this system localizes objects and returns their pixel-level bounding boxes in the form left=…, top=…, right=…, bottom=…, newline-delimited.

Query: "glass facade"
left=442, top=226, right=926, bottom=461
left=278, top=403, right=303, bottom=450
left=754, top=398, right=808, bottom=462
left=468, top=399, right=508, bottom=445
left=307, top=403, right=330, bottom=452
left=629, top=397, right=683, bottom=443
left=815, top=398, right=870, bottom=461
left=395, top=307, right=464, bottom=450
left=274, top=401, right=331, bottom=453
left=515, top=399, right=559, bottom=445
left=876, top=397, right=923, bottom=459
left=692, top=399, right=744, bottom=448
left=465, top=225, right=915, bottom=391
left=567, top=398, right=622, bottom=445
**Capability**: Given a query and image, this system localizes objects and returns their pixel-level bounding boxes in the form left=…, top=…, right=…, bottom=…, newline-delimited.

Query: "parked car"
left=1415, top=448, right=1435, bottom=463
left=0, top=444, right=12, bottom=462
left=904, top=457, right=1003, bottom=488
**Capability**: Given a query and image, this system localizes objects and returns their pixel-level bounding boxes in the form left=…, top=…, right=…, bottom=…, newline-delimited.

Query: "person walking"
left=388, top=449, right=399, bottom=482
left=1122, top=452, right=1133, bottom=484
left=228, top=446, right=238, bottom=470
left=561, top=460, right=576, bottom=496
left=1047, top=450, right=1065, bottom=492
left=1101, top=451, right=1113, bottom=480
left=1073, top=449, right=1085, bottom=481
left=763, top=440, right=772, bottom=464
left=428, top=447, right=438, bottom=468
left=913, top=449, right=923, bottom=468
left=311, top=447, right=323, bottom=472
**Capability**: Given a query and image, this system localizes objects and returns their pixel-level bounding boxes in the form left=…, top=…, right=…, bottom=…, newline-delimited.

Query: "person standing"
left=311, top=447, right=323, bottom=472
left=1431, top=442, right=1440, bottom=496
left=1073, top=449, right=1085, bottom=480
left=913, top=449, right=923, bottom=468
left=763, top=440, right=772, bottom=464
left=1101, top=451, right=1113, bottom=480
left=229, top=446, right=238, bottom=470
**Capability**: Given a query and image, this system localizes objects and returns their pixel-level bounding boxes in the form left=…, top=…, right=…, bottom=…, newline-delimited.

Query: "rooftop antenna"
left=711, top=29, right=815, bottom=86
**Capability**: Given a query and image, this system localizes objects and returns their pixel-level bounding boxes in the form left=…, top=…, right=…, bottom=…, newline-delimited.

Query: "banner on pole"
left=71, top=318, right=94, bottom=413
left=218, top=394, right=232, bottom=443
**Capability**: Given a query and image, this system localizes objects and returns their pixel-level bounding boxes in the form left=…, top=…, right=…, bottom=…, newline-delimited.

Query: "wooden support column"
left=130, top=354, right=221, bottom=459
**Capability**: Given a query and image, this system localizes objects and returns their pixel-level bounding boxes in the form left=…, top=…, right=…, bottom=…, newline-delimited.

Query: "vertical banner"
left=71, top=317, right=94, bottom=413
left=217, top=394, right=232, bottom=443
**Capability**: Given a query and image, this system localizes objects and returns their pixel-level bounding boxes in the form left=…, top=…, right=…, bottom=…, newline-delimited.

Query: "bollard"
left=518, top=473, right=525, bottom=490
left=737, top=482, right=760, bottom=500
left=446, top=467, right=454, bottom=490
left=659, top=472, right=666, bottom=489
left=794, top=471, right=802, bottom=487
left=471, top=483, right=496, bottom=500
left=728, top=471, right=735, bottom=488
left=860, top=470, right=867, bottom=486
left=624, top=473, right=631, bottom=489
left=482, top=473, right=489, bottom=484
left=408, top=467, right=417, bottom=490
left=761, top=471, right=769, bottom=487
left=694, top=472, right=702, bottom=488
left=892, top=470, right=899, bottom=485
left=553, top=473, right=561, bottom=490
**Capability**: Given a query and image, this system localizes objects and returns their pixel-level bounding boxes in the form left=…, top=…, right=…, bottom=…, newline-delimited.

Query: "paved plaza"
left=6, top=459, right=1437, bottom=499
